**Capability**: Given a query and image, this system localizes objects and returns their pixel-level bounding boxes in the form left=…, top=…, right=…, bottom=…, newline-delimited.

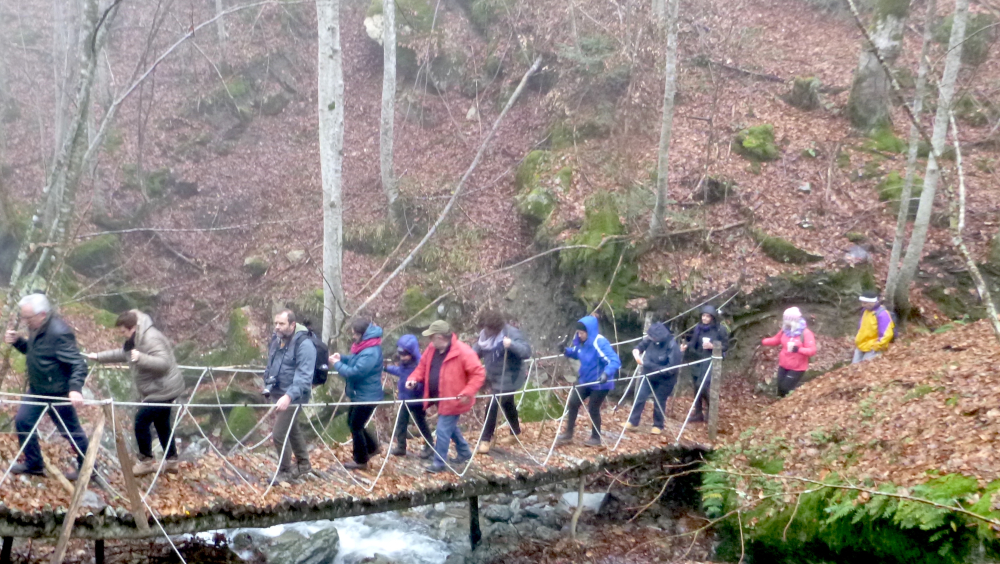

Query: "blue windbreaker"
left=564, top=315, right=620, bottom=391
left=333, top=324, right=386, bottom=403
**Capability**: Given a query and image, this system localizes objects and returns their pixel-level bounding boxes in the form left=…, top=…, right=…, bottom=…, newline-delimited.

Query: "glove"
left=599, top=373, right=608, bottom=385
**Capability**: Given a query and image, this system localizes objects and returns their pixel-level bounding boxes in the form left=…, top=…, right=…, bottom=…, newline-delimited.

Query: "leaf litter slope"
left=729, top=320, right=1000, bottom=487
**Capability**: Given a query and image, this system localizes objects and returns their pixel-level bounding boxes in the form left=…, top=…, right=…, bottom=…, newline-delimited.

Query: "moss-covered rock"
left=401, top=285, right=439, bottom=325
left=226, top=406, right=258, bottom=442
left=845, top=232, right=867, bottom=244
left=865, top=127, right=907, bottom=154
left=67, top=234, right=121, bottom=278
left=516, top=187, right=557, bottom=225
left=692, top=176, right=737, bottom=204
left=243, top=256, right=269, bottom=278
left=515, top=150, right=547, bottom=191
left=203, top=307, right=263, bottom=366
left=782, top=77, right=821, bottom=111
left=753, top=229, right=823, bottom=264
left=466, top=0, right=512, bottom=31
left=344, top=222, right=400, bottom=256
left=877, top=171, right=923, bottom=219
left=733, top=124, right=779, bottom=162
left=987, top=231, right=1000, bottom=273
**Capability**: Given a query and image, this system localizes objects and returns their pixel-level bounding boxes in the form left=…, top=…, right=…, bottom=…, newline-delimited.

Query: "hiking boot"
left=390, top=443, right=407, bottom=457
left=555, top=432, right=574, bottom=446
left=275, top=469, right=297, bottom=483
left=425, top=464, right=447, bottom=474
left=10, top=463, right=44, bottom=477
left=651, top=427, right=662, bottom=435
left=478, top=441, right=491, bottom=454
left=343, top=461, right=367, bottom=471
left=689, top=412, right=705, bottom=423
left=418, top=446, right=434, bottom=459
left=497, top=433, right=519, bottom=447
left=64, top=467, right=81, bottom=481
left=165, top=457, right=181, bottom=474
left=296, top=461, right=313, bottom=477
left=132, top=456, right=158, bottom=477
left=583, top=435, right=602, bottom=447
left=623, top=422, right=638, bottom=432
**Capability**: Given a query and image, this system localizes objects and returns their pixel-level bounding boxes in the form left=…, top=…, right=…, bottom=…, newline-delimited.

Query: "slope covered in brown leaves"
left=729, top=320, right=1000, bottom=487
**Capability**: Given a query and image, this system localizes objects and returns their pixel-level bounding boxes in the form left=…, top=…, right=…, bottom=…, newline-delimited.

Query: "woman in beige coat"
left=86, top=310, right=185, bottom=476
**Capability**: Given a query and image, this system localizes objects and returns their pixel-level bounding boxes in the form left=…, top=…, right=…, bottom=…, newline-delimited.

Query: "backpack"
left=294, top=329, right=330, bottom=387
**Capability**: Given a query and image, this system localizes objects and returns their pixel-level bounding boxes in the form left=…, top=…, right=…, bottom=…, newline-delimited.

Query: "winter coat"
left=636, top=322, right=682, bottom=381
left=686, top=305, right=730, bottom=360
left=564, top=315, right=621, bottom=391
left=334, top=324, right=386, bottom=403
left=855, top=306, right=894, bottom=352
left=92, top=310, right=184, bottom=402
left=12, top=314, right=88, bottom=396
left=761, top=328, right=817, bottom=372
left=473, top=324, right=532, bottom=394
left=407, top=334, right=486, bottom=416
left=385, top=334, right=423, bottom=401
left=265, top=323, right=316, bottom=404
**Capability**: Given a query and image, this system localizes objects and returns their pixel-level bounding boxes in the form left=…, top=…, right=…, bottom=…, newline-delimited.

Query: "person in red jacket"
left=407, top=320, right=486, bottom=473
left=760, top=307, right=817, bottom=397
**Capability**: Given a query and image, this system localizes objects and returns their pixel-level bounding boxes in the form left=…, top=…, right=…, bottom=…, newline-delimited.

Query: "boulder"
left=558, top=491, right=606, bottom=512
left=67, top=235, right=121, bottom=277
left=782, top=76, right=821, bottom=111
left=230, top=525, right=339, bottom=564
left=482, top=504, right=513, bottom=522
left=286, top=249, right=306, bottom=264
left=752, top=229, right=823, bottom=264
left=243, top=255, right=269, bottom=278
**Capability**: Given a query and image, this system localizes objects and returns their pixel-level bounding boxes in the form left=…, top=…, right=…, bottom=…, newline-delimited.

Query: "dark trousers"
left=348, top=404, right=380, bottom=464
left=15, top=397, right=89, bottom=471
left=135, top=404, right=177, bottom=459
left=776, top=367, right=806, bottom=397
left=393, top=401, right=433, bottom=449
left=691, top=359, right=712, bottom=416
left=628, top=375, right=677, bottom=428
left=273, top=406, right=309, bottom=472
left=565, top=387, right=610, bottom=437
left=482, top=394, right=521, bottom=442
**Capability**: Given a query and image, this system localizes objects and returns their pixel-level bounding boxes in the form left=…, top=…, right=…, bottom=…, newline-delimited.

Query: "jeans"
left=348, top=404, right=380, bottom=464
left=135, top=404, right=177, bottom=459
left=431, top=414, right=472, bottom=468
left=852, top=348, right=880, bottom=363
left=776, top=367, right=806, bottom=397
left=628, top=374, right=676, bottom=428
left=393, top=401, right=433, bottom=450
left=15, top=396, right=89, bottom=471
left=482, top=394, right=521, bottom=442
left=565, top=386, right=610, bottom=437
left=273, top=405, right=309, bottom=472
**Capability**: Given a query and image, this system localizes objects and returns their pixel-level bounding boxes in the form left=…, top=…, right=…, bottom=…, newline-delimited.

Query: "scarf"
left=350, top=336, right=382, bottom=355
left=783, top=318, right=807, bottom=338
left=477, top=328, right=505, bottom=351
left=123, top=334, right=136, bottom=352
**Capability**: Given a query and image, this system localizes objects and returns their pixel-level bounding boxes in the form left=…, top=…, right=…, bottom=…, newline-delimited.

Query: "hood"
left=361, top=324, right=383, bottom=341
left=647, top=322, right=672, bottom=343
left=700, top=305, right=718, bottom=323
left=578, top=316, right=600, bottom=346
left=134, top=310, right=154, bottom=341
left=397, top=334, right=422, bottom=361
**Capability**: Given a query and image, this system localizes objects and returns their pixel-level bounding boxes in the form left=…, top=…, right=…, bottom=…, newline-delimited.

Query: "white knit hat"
left=783, top=307, right=802, bottom=321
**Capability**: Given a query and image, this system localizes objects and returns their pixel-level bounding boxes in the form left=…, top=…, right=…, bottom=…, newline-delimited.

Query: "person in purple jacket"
left=385, top=335, right=434, bottom=458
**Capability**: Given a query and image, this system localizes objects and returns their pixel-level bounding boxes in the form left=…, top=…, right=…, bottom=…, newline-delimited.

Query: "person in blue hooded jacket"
left=625, top=321, right=682, bottom=435
left=330, top=318, right=385, bottom=469
left=557, top=315, right=621, bottom=447
left=385, top=334, right=433, bottom=459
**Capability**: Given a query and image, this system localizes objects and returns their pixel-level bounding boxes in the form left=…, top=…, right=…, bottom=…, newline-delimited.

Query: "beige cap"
left=422, top=319, right=451, bottom=337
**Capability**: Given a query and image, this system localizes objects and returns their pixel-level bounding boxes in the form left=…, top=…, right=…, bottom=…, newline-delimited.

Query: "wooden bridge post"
left=103, top=404, right=150, bottom=533
left=50, top=412, right=105, bottom=564
left=1, top=536, right=11, bottom=564
left=708, top=340, right=723, bottom=442
left=468, top=496, right=482, bottom=550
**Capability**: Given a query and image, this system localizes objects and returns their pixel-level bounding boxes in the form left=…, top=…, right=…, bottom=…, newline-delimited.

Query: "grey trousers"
left=852, top=348, right=880, bottom=364
left=273, top=406, right=309, bottom=472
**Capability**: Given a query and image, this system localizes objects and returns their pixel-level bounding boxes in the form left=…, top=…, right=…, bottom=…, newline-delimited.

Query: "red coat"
left=761, top=329, right=817, bottom=372
left=407, top=334, right=486, bottom=416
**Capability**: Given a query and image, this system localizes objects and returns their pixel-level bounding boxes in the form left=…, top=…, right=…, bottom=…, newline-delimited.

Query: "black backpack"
left=294, top=329, right=330, bottom=387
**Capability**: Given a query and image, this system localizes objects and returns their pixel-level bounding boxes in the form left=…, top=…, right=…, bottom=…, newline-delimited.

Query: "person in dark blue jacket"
left=625, top=322, right=682, bottom=434
left=557, top=315, right=621, bottom=447
left=385, top=334, right=433, bottom=459
left=331, top=318, right=385, bottom=469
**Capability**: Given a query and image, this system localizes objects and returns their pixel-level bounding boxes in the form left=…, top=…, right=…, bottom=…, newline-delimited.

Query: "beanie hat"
left=576, top=321, right=588, bottom=332
left=783, top=307, right=803, bottom=321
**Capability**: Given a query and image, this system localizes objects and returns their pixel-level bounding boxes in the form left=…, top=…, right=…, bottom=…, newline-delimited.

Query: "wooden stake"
left=570, top=476, right=586, bottom=539
left=41, top=452, right=75, bottom=496
left=102, top=404, right=150, bottom=533
left=468, top=496, right=481, bottom=550
left=708, top=341, right=723, bottom=442
left=50, top=412, right=105, bottom=564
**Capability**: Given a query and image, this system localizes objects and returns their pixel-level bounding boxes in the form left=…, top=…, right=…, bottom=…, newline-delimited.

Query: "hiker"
left=760, top=307, right=817, bottom=397
left=853, top=291, right=894, bottom=363
left=680, top=305, right=729, bottom=423
left=385, top=335, right=433, bottom=459
left=85, top=310, right=185, bottom=476
left=3, top=293, right=90, bottom=480
left=472, top=310, right=532, bottom=454
left=406, top=320, right=485, bottom=474
left=625, top=321, right=682, bottom=435
left=330, top=318, right=385, bottom=470
left=263, top=309, right=316, bottom=481
left=557, top=315, right=621, bottom=447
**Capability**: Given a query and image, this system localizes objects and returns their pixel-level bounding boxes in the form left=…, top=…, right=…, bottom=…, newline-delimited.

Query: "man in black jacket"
left=680, top=305, right=729, bottom=423
left=4, top=294, right=90, bottom=479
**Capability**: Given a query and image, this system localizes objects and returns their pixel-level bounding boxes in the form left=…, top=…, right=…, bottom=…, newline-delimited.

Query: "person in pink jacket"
left=761, top=307, right=817, bottom=397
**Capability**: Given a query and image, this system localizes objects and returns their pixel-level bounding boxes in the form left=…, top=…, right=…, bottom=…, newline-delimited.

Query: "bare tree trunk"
left=648, top=0, right=679, bottom=237
left=652, top=0, right=665, bottom=22
left=884, top=0, right=935, bottom=313
left=948, top=113, right=1000, bottom=342
left=215, top=0, right=227, bottom=60
left=894, top=0, right=968, bottom=313
left=846, top=0, right=911, bottom=130
left=318, top=0, right=346, bottom=342
left=380, top=0, right=400, bottom=229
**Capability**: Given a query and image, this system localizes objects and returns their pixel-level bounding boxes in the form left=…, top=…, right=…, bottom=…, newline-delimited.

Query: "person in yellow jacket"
left=853, top=291, right=894, bottom=363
